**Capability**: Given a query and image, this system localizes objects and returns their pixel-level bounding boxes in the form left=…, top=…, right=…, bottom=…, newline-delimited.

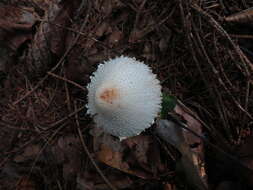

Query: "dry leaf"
left=164, top=183, right=175, bottom=190
left=108, top=28, right=123, bottom=47
left=0, top=5, right=37, bottom=74
left=155, top=100, right=208, bottom=190
left=14, top=144, right=41, bottom=163
left=225, top=7, right=253, bottom=24
left=16, top=176, right=36, bottom=190
left=156, top=119, right=207, bottom=190
left=174, top=104, right=204, bottom=155
left=95, top=135, right=167, bottom=179
left=0, top=5, right=37, bottom=50
left=26, top=0, right=81, bottom=75
left=76, top=175, right=96, bottom=190
left=54, top=135, right=82, bottom=181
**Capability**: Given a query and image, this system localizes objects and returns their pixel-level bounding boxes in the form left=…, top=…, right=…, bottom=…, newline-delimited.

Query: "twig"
left=13, top=0, right=90, bottom=105
left=13, top=76, right=48, bottom=105
left=170, top=117, right=253, bottom=174
left=133, top=0, right=148, bottom=29
left=191, top=4, right=253, bottom=76
left=229, top=34, right=253, bottom=39
left=35, top=19, right=123, bottom=55
left=49, top=106, right=85, bottom=128
left=178, top=0, right=235, bottom=145
left=74, top=102, right=117, bottom=190
left=47, top=72, right=86, bottom=91
left=0, top=121, right=37, bottom=132
left=192, top=22, right=253, bottom=119
left=28, top=123, right=67, bottom=179
left=64, top=71, right=72, bottom=112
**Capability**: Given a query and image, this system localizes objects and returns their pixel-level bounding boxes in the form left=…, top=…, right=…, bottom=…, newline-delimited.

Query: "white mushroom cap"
left=87, top=56, right=162, bottom=139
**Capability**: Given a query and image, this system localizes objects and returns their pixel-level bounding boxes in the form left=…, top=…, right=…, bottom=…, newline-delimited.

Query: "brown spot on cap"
left=99, top=88, right=119, bottom=104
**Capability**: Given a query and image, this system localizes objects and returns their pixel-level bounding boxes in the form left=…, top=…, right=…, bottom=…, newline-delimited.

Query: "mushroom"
left=86, top=56, right=162, bottom=139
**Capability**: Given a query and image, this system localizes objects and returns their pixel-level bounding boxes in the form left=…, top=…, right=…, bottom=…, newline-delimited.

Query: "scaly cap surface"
left=87, top=56, right=162, bottom=138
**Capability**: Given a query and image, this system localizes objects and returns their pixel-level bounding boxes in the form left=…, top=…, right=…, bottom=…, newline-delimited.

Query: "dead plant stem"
left=74, top=102, right=118, bottom=190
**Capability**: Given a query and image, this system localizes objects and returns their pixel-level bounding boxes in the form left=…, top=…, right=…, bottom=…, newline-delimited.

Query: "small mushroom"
left=87, top=56, right=162, bottom=139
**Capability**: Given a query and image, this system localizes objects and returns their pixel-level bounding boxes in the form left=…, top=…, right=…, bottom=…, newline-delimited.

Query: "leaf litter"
left=0, top=0, right=253, bottom=190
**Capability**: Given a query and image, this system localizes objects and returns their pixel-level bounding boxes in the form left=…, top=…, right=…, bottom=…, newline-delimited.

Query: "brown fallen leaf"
left=155, top=99, right=207, bottom=190
left=95, top=22, right=111, bottom=37
left=0, top=5, right=37, bottom=50
left=225, top=7, right=253, bottom=24
left=25, top=0, right=54, bottom=12
left=53, top=135, right=82, bottom=181
left=26, top=0, right=81, bottom=75
left=95, top=135, right=168, bottom=179
left=174, top=104, right=204, bottom=156
left=77, top=167, right=133, bottom=190
left=97, top=143, right=145, bottom=177
left=16, top=176, right=36, bottom=190
left=164, top=183, right=175, bottom=190
left=129, top=27, right=154, bottom=43
left=0, top=5, right=38, bottom=74
left=156, top=119, right=207, bottom=190
left=76, top=176, right=95, bottom=190
left=14, top=144, right=41, bottom=163
left=142, top=41, right=156, bottom=61
left=108, top=28, right=123, bottom=47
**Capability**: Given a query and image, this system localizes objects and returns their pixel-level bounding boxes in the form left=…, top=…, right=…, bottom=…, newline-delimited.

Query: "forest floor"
left=0, top=0, right=253, bottom=190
